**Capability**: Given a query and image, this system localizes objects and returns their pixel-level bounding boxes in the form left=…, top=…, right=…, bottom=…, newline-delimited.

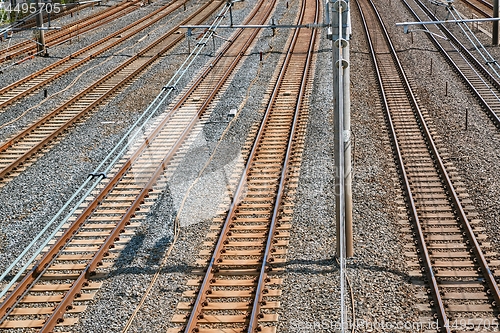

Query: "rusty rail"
left=179, top=0, right=318, bottom=332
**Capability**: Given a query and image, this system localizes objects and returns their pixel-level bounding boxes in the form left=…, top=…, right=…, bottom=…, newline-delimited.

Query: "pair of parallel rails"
left=358, top=0, right=500, bottom=331
left=167, top=0, right=318, bottom=331
left=460, top=0, right=492, bottom=18
left=403, top=0, right=500, bottom=130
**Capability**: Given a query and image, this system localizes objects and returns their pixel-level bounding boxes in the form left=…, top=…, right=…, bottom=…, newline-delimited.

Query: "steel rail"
left=356, top=0, right=450, bottom=330
left=0, top=0, right=218, bottom=183
left=247, top=0, right=318, bottom=331
left=179, top=0, right=318, bottom=332
left=0, top=0, right=183, bottom=108
left=461, top=0, right=491, bottom=17
left=476, top=0, right=493, bottom=9
left=404, top=0, right=500, bottom=128
left=0, top=5, right=63, bottom=36
left=462, top=0, right=493, bottom=9
left=0, top=0, right=139, bottom=63
left=0, top=0, right=231, bottom=302
left=363, top=0, right=500, bottom=324
left=181, top=1, right=279, bottom=332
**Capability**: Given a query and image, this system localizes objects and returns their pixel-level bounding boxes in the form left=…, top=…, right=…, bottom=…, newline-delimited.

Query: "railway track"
left=460, top=0, right=492, bottom=17
left=0, top=0, right=221, bottom=187
left=401, top=0, right=500, bottom=130
left=0, top=0, right=185, bottom=109
left=358, top=0, right=500, bottom=330
left=166, top=0, right=318, bottom=332
left=0, top=0, right=284, bottom=330
left=0, top=0, right=140, bottom=64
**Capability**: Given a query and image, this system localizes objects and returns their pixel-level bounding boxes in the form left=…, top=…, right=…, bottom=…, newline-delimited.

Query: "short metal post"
left=445, top=82, right=448, bottom=96
left=187, top=28, right=192, bottom=53
left=44, top=89, right=48, bottom=98
left=430, top=58, right=433, bottom=75
left=259, top=51, right=263, bottom=61
left=465, top=108, right=469, bottom=130
left=229, top=2, right=233, bottom=27
left=494, top=0, right=499, bottom=45
left=411, top=31, right=413, bottom=44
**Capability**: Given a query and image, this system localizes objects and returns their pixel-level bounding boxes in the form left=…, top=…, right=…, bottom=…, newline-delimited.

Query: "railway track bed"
left=359, top=0, right=500, bottom=329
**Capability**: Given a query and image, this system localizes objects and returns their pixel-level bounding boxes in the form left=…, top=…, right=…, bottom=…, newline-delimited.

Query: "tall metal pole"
left=330, top=0, right=351, bottom=331
left=494, top=0, right=499, bottom=45
left=34, top=0, right=47, bottom=56
left=343, top=36, right=353, bottom=258
left=330, top=0, right=352, bottom=260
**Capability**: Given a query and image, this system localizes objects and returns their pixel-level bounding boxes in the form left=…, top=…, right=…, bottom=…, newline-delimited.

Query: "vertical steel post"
left=34, top=0, right=47, bottom=56
left=343, top=35, right=353, bottom=258
left=331, top=0, right=351, bottom=331
left=494, top=0, right=499, bottom=45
